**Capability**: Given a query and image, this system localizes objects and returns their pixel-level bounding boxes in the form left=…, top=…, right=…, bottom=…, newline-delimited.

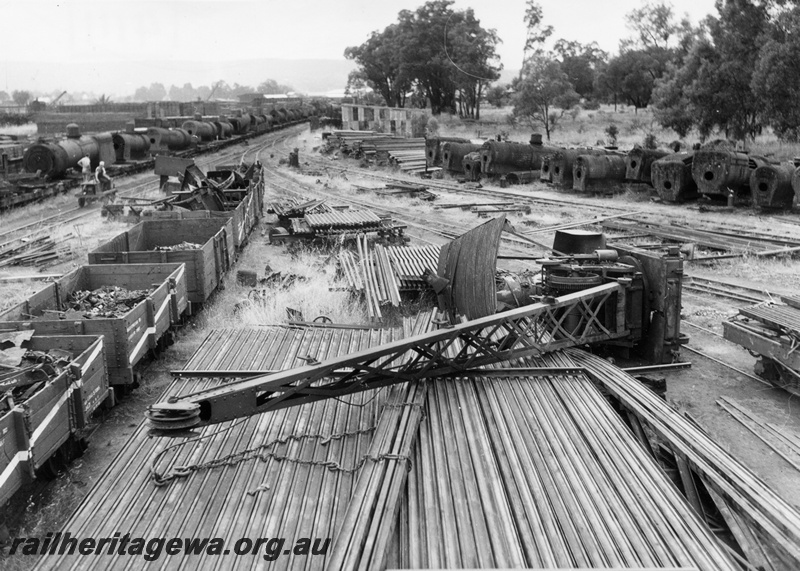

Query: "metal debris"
left=153, top=241, right=202, bottom=252
left=64, top=285, right=152, bottom=318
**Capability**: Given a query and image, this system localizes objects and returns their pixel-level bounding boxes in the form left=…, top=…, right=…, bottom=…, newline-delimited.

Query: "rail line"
left=264, top=167, right=549, bottom=260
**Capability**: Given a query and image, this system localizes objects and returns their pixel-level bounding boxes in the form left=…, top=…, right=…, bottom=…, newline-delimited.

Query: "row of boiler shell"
left=23, top=107, right=313, bottom=178
left=23, top=123, right=116, bottom=178
left=650, top=148, right=798, bottom=208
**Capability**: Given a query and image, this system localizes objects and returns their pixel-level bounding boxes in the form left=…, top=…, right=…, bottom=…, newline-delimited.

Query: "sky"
left=0, top=0, right=720, bottom=96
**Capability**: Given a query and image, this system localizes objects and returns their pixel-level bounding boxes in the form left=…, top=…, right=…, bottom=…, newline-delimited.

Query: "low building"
left=340, top=103, right=424, bottom=137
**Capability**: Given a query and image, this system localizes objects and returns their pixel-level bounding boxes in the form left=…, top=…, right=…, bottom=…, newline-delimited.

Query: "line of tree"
left=655, top=0, right=799, bottom=142
left=511, top=0, right=800, bottom=144
left=343, top=0, right=502, bottom=119
left=132, top=78, right=295, bottom=103
left=512, top=0, right=701, bottom=141
left=0, top=77, right=296, bottom=109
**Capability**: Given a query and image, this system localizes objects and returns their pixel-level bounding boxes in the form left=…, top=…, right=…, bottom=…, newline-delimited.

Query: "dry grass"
left=702, top=255, right=800, bottom=292
left=188, top=235, right=370, bottom=331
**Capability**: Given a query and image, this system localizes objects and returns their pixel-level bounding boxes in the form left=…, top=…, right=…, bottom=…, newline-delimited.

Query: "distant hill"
left=1, top=58, right=359, bottom=99
left=2, top=58, right=517, bottom=100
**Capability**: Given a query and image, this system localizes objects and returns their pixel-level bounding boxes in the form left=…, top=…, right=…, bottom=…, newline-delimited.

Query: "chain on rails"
left=150, top=399, right=425, bottom=486
left=150, top=425, right=379, bottom=486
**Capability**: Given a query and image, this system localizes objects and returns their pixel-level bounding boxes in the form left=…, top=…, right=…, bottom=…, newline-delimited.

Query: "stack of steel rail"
left=305, top=209, right=383, bottom=234
left=385, top=244, right=441, bottom=290
left=32, top=317, right=434, bottom=571
left=32, top=315, right=800, bottom=570
left=267, top=197, right=329, bottom=217
left=382, top=355, right=738, bottom=570
left=604, top=219, right=800, bottom=260
left=338, top=235, right=401, bottom=321
left=569, top=349, right=800, bottom=569
left=325, top=130, right=379, bottom=155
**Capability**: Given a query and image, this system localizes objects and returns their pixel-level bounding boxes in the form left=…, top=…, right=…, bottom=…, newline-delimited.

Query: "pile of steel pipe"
left=750, top=163, right=796, bottom=209
left=692, top=149, right=770, bottom=197
left=33, top=320, right=427, bottom=571
left=441, top=142, right=482, bottom=173
left=651, top=152, right=698, bottom=202
left=572, top=153, right=628, bottom=192
left=626, top=147, right=670, bottom=183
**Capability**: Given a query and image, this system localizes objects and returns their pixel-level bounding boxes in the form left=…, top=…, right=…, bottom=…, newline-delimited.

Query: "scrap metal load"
left=60, top=285, right=155, bottom=319
left=723, top=295, right=800, bottom=395
left=0, top=333, right=107, bottom=505
left=147, top=158, right=265, bottom=249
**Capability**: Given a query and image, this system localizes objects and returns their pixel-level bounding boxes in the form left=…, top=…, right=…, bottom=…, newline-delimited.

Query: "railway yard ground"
left=2, top=122, right=800, bottom=570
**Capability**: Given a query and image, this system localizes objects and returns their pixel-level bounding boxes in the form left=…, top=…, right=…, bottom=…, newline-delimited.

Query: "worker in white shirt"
left=77, top=154, right=92, bottom=183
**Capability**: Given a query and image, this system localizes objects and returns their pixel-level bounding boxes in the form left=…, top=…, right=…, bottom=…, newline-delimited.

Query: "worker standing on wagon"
left=77, top=154, right=92, bottom=184
left=95, top=161, right=112, bottom=188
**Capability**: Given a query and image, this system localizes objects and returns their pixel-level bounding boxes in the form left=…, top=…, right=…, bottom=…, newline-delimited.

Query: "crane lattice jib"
left=148, top=282, right=628, bottom=431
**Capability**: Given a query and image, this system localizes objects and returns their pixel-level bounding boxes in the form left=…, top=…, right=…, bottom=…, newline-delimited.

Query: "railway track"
left=300, top=151, right=632, bottom=215
left=264, top=166, right=549, bottom=262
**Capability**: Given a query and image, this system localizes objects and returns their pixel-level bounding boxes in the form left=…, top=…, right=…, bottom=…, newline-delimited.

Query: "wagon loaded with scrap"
left=0, top=171, right=263, bottom=504
left=0, top=334, right=107, bottom=506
